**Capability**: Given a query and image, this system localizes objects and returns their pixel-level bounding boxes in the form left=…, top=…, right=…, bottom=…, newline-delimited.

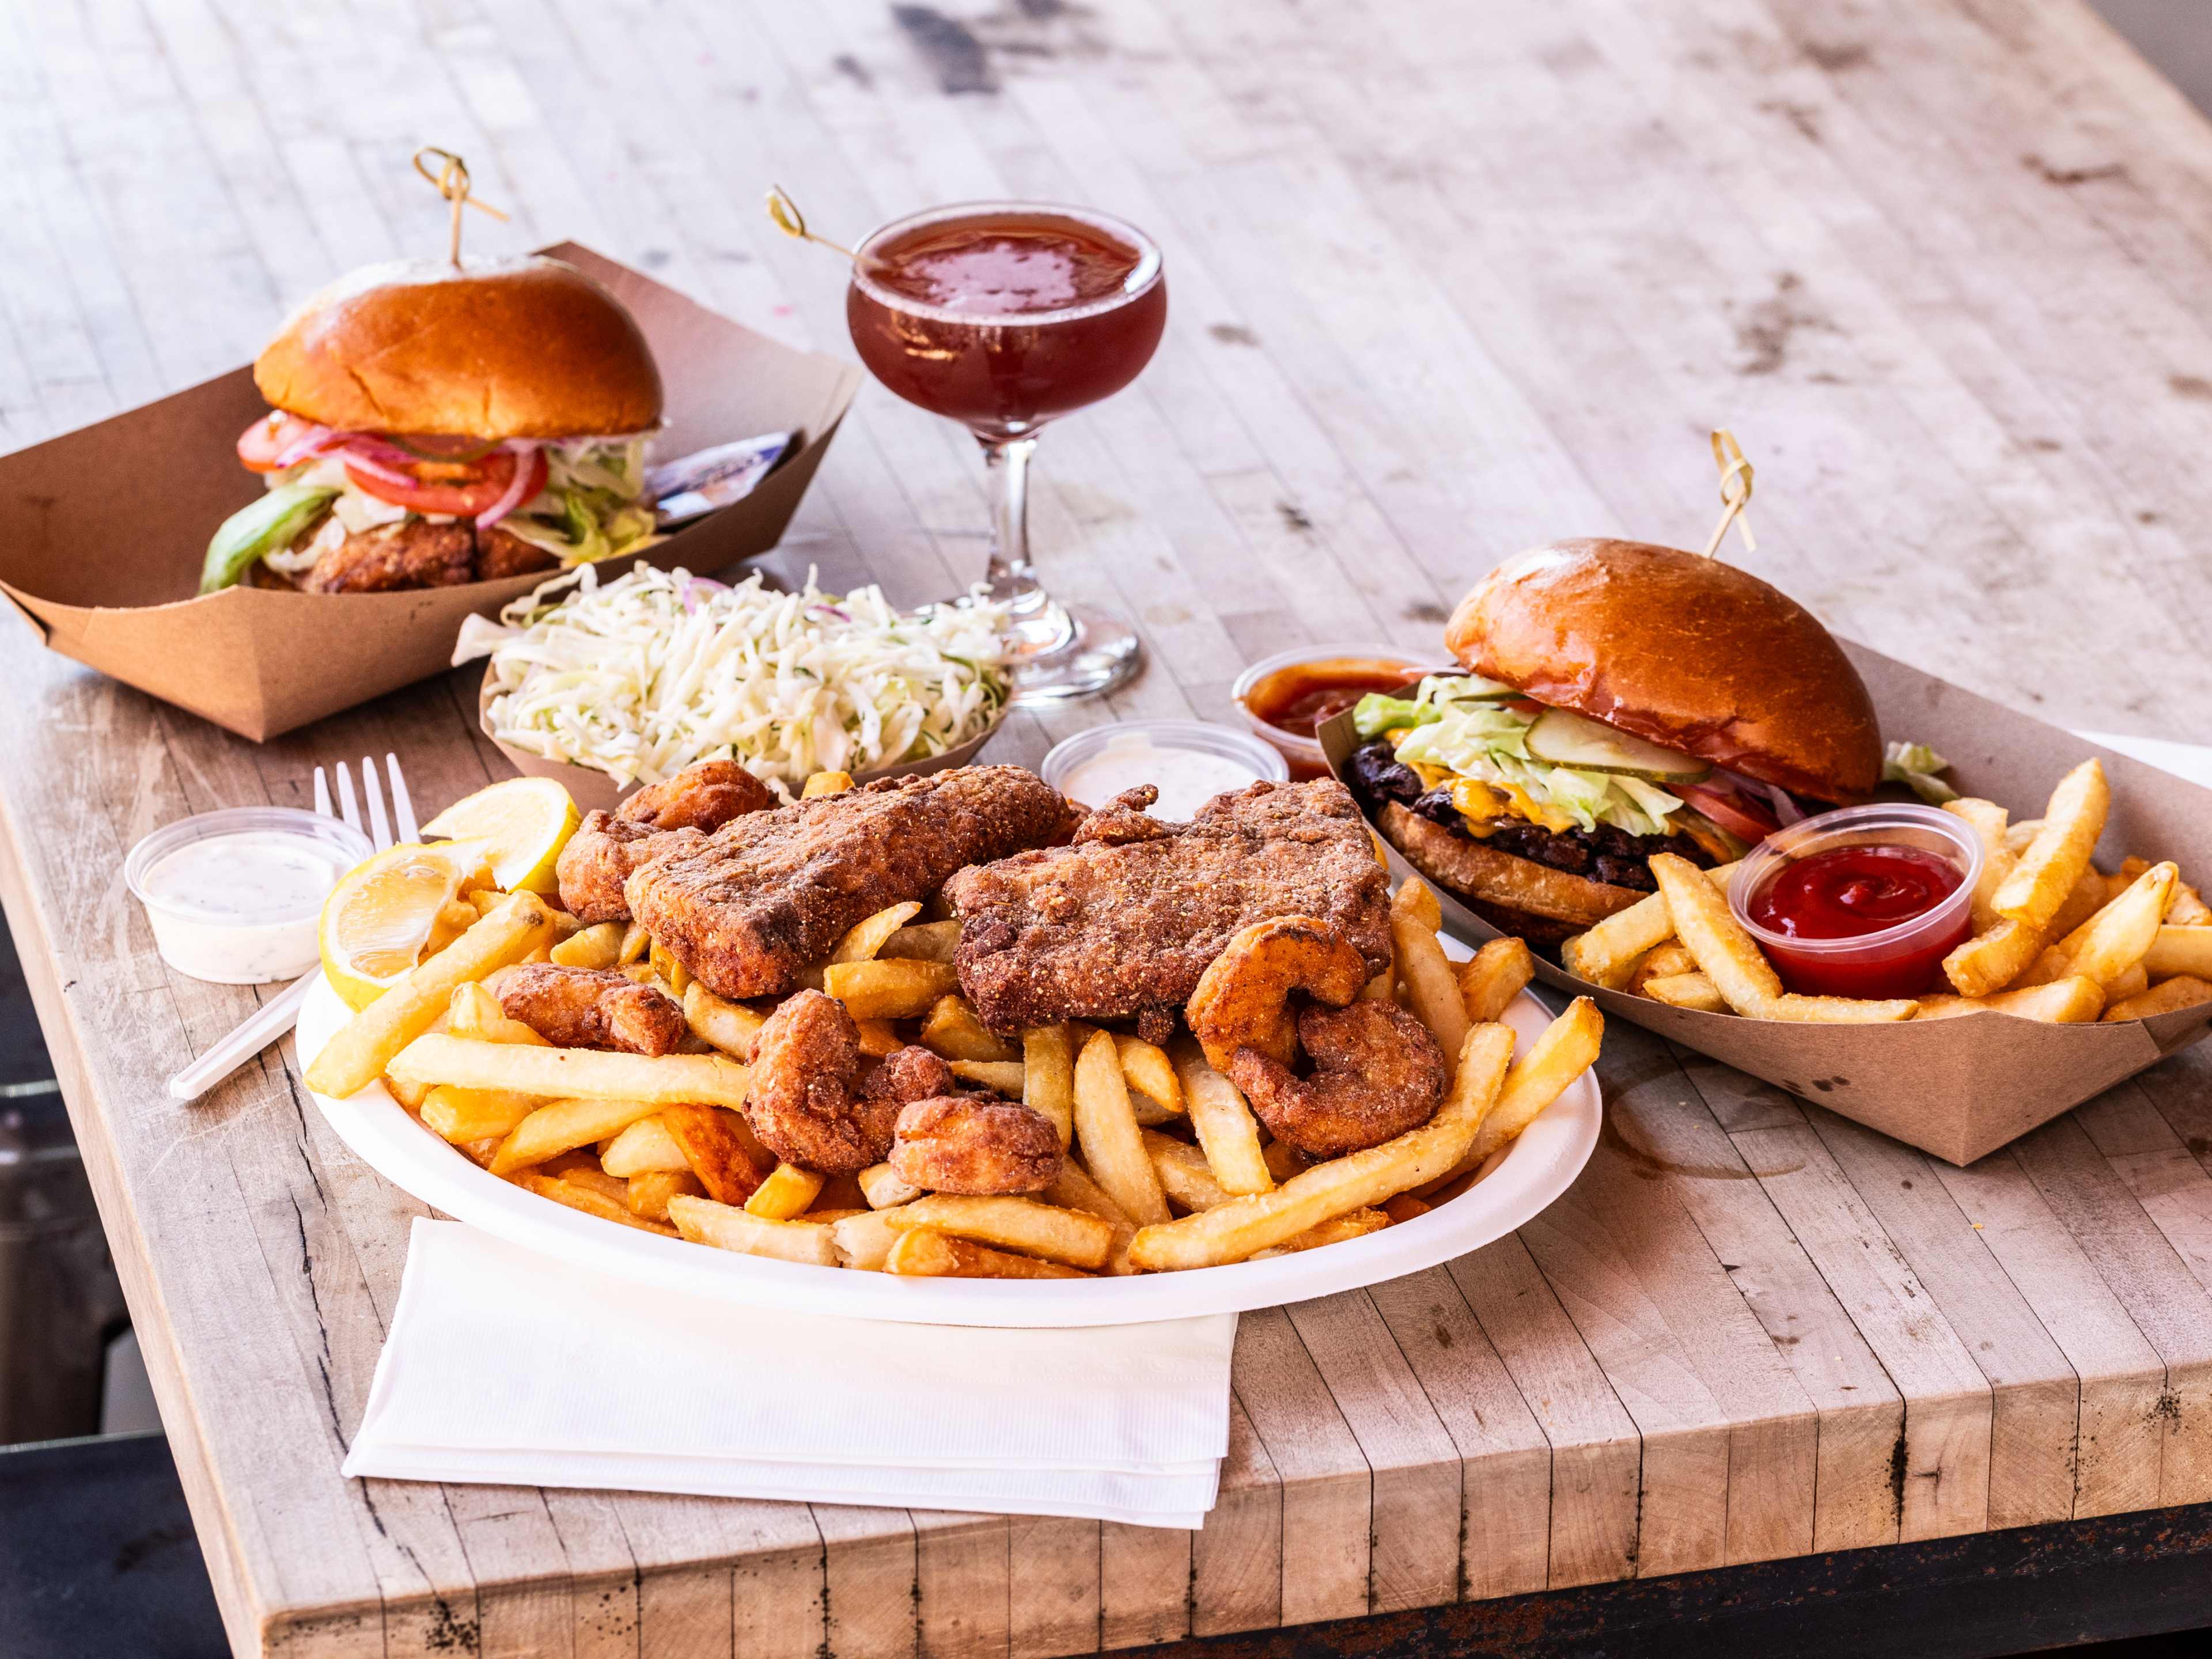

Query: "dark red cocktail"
left=846, top=202, right=1167, bottom=702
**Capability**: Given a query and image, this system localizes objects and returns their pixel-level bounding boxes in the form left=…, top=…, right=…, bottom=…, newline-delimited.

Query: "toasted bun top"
left=1445, top=539, right=1882, bottom=803
left=253, top=256, right=662, bottom=438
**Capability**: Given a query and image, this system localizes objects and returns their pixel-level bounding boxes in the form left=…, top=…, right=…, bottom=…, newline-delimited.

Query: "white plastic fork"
left=166, top=753, right=420, bottom=1103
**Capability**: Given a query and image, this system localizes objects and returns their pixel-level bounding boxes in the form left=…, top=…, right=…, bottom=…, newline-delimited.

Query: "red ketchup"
left=1745, top=844, right=1969, bottom=998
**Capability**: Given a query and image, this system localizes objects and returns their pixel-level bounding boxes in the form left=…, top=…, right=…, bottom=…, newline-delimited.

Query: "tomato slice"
left=1675, top=781, right=1781, bottom=846
left=344, top=448, right=547, bottom=517
left=237, top=412, right=329, bottom=472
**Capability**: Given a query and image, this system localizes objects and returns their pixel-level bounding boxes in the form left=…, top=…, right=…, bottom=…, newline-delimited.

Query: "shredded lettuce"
left=1352, top=693, right=1440, bottom=738
left=1380, top=675, right=1687, bottom=838
left=1883, top=740, right=1959, bottom=804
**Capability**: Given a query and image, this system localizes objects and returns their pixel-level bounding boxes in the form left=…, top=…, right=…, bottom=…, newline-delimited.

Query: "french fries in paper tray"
left=302, top=771, right=1599, bottom=1285
left=1324, top=642, right=2212, bottom=1166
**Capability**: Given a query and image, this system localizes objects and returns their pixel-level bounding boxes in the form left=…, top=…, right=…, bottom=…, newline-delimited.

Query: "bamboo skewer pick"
left=412, top=147, right=509, bottom=266
left=1700, top=428, right=1757, bottom=558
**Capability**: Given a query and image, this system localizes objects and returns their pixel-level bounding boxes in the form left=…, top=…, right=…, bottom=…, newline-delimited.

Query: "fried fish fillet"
left=625, top=765, right=1077, bottom=1001
left=945, top=780, right=1393, bottom=1035
left=493, top=963, right=685, bottom=1056
left=555, top=760, right=777, bottom=924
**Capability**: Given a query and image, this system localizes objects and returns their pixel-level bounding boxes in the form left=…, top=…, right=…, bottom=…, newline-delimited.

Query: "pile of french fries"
left=1560, top=756, right=2212, bottom=1026
left=301, top=771, right=1602, bottom=1281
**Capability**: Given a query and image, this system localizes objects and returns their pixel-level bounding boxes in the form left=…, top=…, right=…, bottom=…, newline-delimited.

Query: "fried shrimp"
left=1229, top=1000, right=1448, bottom=1157
left=863, top=1044, right=960, bottom=1109
left=1185, top=915, right=1370, bottom=1074
left=744, top=990, right=899, bottom=1175
left=889, top=1096, right=1064, bottom=1195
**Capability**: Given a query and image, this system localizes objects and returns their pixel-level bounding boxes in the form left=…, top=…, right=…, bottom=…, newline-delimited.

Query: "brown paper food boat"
left=0, top=244, right=862, bottom=743
left=476, top=672, right=1011, bottom=814
left=1321, top=642, right=2212, bottom=1165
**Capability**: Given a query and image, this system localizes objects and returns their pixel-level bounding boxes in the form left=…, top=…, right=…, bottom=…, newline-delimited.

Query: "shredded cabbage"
left=1883, top=740, right=1959, bottom=804
left=1384, top=676, right=1685, bottom=838
left=480, top=562, right=1012, bottom=794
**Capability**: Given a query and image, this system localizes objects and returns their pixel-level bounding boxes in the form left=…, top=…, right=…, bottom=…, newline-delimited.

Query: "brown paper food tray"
left=1321, top=643, right=2212, bottom=1165
left=477, top=671, right=1010, bottom=813
left=0, top=244, right=862, bottom=742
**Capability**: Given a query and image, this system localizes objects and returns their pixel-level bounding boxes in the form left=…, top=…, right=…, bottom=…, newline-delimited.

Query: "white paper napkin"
left=343, top=1219, right=1234, bottom=1527
left=2077, top=730, right=2212, bottom=790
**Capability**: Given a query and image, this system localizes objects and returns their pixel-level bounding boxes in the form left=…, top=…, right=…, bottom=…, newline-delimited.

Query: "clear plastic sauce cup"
left=1728, top=803, right=1983, bottom=1001
left=1231, top=645, right=1447, bottom=780
left=125, top=808, right=373, bottom=984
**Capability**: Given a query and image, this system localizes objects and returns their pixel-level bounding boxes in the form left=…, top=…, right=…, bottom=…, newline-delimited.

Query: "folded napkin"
left=344, top=1219, right=1234, bottom=1527
left=2078, top=729, right=2212, bottom=790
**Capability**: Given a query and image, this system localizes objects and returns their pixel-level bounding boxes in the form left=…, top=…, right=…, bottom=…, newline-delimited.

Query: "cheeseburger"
left=1346, top=539, right=1883, bottom=944
left=201, top=255, right=664, bottom=595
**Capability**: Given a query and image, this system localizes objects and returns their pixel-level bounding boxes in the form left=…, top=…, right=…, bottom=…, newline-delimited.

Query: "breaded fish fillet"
left=945, top=780, right=1393, bottom=1035
left=625, top=766, right=1076, bottom=1001
left=555, top=759, right=776, bottom=924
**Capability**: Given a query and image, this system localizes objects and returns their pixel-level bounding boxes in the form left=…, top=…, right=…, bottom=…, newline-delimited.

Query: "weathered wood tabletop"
left=9, top=0, right=2212, bottom=1654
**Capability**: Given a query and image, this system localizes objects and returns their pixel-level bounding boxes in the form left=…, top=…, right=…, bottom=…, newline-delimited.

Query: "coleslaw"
left=479, top=562, right=1011, bottom=793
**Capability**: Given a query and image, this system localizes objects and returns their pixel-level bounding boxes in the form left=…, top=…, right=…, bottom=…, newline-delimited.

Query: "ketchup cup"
left=1728, top=804, right=1983, bottom=1001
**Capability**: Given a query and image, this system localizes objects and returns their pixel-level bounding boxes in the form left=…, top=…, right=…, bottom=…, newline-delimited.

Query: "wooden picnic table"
left=8, top=0, right=2212, bottom=1654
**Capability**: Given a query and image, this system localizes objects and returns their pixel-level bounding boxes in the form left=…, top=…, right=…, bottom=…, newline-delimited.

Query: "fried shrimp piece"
left=554, top=762, right=771, bottom=923
left=618, top=760, right=775, bottom=831
left=890, top=1096, right=1064, bottom=1195
left=864, top=1044, right=959, bottom=1109
left=745, top=989, right=899, bottom=1175
left=494, top=963, right=685, bottom=1056
left=1229, top=1000, right=1448, bottom=1157
left=1185, top=915, right=1370, bottom=1074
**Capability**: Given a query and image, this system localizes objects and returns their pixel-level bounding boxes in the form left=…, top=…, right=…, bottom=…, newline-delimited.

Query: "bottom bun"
left=1380, top=805, right=1647, bottom=940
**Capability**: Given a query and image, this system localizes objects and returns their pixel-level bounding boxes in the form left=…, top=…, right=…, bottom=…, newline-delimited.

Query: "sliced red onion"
left=336, top=442, right=420, bottom=487
left=272, top=422, right=342, bottom=468
left=1761, top=782, right=1806, bottom=826
left=475, top=441, right=545, bottom=530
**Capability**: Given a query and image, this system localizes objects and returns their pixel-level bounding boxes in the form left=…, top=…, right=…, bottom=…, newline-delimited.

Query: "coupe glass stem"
left=981, top=435, right=1075, bottom=658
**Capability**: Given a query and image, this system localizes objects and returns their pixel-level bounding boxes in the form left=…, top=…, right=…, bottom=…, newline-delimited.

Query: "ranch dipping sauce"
left=1042, top=721, right=1289, bottom=823
left=126, top=808, right=370, bottom=984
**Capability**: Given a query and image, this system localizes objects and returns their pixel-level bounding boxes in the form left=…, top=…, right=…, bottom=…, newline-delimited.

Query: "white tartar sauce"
left=138, top=831, right=348, bottom=984
left=1057, top=733, right=1266, bottom=822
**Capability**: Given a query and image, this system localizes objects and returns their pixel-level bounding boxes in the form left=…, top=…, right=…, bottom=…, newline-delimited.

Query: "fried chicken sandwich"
left=201, top=255, right=664, bottom=595
left=1346, top=539, right=1882, bottom=944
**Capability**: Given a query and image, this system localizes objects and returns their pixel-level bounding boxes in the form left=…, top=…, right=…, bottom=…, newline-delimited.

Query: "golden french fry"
left=885, top=1228, right=1089, bottom=1279
left=1560, top=862, right=1740, bottom=988
left=448, top=980, right=552, bottom=1046
left=1073, top=1029, right=1171, bottom=1228
left=823, top=957, right=961, bottom=1020
left=949, top=1059, right=1027, bottom=1096
left=1944, top=798, right=2015, bottom=933
left=1114, top=1033, right=1184, bottom=1120
left=1463, top=998, right=1603, bottom=1168
left=830, top=1207, right=906, bottom=1270
left=1641, top=971, right=1728, bottom=1014
left=2104, top=975, right=2212, bottom=1022
left=2145, top=926, right=2212, bottom=980
left=1248, top=1207, right=1389, bottom=1259
left=420, top=1084, right=536, bottom=1143
left=1651, top=854, right=1780, bottom=1016
left=558, top=1164, right=630, bottom=1205
left=516, top=1171, right=677, bottom=1236
left=660, top=1103, right=773, bottom=1206
left=1357, top=968, right=1396, bottom=1002
left=1769, top=993, right=1918, bottom=1023
left=921, top=994, right=1021, bottom=1062
left=1916, top=976, right=2105, bottom=1024
left=492, top=1094, right=665, bottom=1175
left=854, top=1018, right=903, bottom=1057
left=1022, top=1024, right=1075, bottom=1149
left=2050, top=865, right=2111, bottom=940
left=2037, top=862, right=2175, bottom=988
left=619, top=922, right=649, bottom=964
left=1131, top=1024, right=1516, bottom=1272
left=1993, top=759, right=2108, bottom=927
left=305, top=892, right=552, bottom=1098
left=1626, top=940, right=1696, bottom=995
left=2104, top=963, right=2149, bottom=1003
left=878, top=1193, right=1116, bottom=1270
left=858, top=1162, right=923, bottom=1210
left=831, top=901, right=923, bottom=965
left=550, top=919, right=626, bottom=971
left=745, top=1162, right=827, bottom=1219
left=2168, top=882, right=2212, bottom=927
left=626, top=1168, right=704, bottom=1222
left=1262, top=1138, right=1306, bottom=1184
left=1391, top=880, right=1469, bottom=1066
left=802, top=770, right=854, bottom=799
left=683, top=982, right=765, bottom=1060
left=388, top=1035, right=750, bottom=1109
left=647, top=937, right=691, bottom=998
left=1944, top=916, right=2049, bottom=999
left=1142, top=1127, right=1233, bottom=1211
left=880, top=919, right=963, bottom=963
left=465, top=888, right=504, bottom=918
left=1043, top=1158, right=1132, bottom=1225
left=2002, top=817, right=2044, bottom=853
left=669, top=1194, right=840, bottom=1265
left=601, top=1114, right=691, bottom=1176
left=458, top=1136, right=502, bottom=1168
left=1169, top=1037, right=1273, bottom=1196
left=1382, top=1192, right=1431, bottom=1225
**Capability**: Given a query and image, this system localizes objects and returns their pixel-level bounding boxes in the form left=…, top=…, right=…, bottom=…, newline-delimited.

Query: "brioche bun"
left=253, top=256, right=662, bottom=438
left=1445, top=539, right=1881, bottom=804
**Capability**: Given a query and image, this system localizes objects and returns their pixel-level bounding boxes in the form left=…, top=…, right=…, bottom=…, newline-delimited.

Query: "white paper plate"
left=299, top=957, right=1598, bottom=1328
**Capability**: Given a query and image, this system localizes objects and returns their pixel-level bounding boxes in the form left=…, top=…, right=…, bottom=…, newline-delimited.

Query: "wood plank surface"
left=7, top=0, right=2212, bottom=1654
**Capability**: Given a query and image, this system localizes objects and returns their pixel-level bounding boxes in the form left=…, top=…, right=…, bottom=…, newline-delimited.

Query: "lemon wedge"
left=319, top=841, right=494, bottom=1010
left=419, top=777, right=581, bottom=895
